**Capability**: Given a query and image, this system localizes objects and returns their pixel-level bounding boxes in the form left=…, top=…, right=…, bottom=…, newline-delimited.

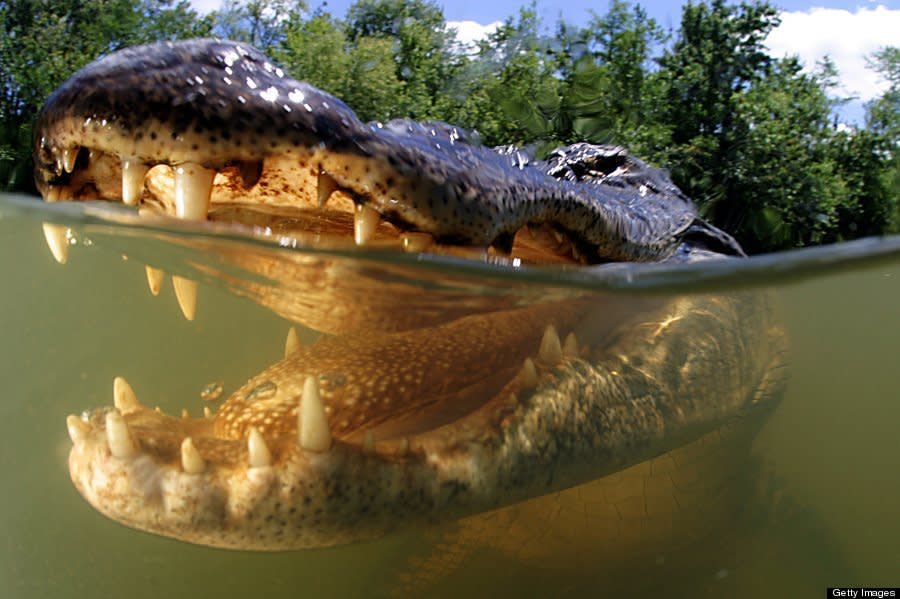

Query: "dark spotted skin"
left=34, top=39, right=742, bottom=262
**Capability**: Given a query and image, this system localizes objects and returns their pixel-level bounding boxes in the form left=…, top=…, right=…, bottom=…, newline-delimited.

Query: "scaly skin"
left=39, top=40, right=782, bottom=552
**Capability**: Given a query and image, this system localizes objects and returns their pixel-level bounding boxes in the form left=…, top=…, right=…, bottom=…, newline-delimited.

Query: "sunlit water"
left=1, top=193, right=898, bottom=598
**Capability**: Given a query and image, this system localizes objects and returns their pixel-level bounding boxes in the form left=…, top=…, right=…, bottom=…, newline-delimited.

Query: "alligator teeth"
left=42, top=223, right=70, bottom=264
left=66, top=414, right=90, bottom=444
left=284, top=326, right=301, bottom=358
left=562, top=332, right=579, bottom=358
left=122, top=158, right=149, bottom=206
left=353, top=204, right=380, bottom=245
left=106, top=410, right=137, bottom=459
left=173, top=162, right=215, bottom=219
left=181, top=437, right=206, bottom=474
left=45, top=186, right=60, bottom=202
left=181, top=408, right=190, bottom=419
left=61, top=147, right=78, bottom=173
left=113, top=377, right=141, bottom=413
left=203, top=406, right=213, bottom=418
left=317, top=170, right=339, bottom=207
left=172, top=276, right=198, bottom=321
left=538, top=325, right=563, bottom=365
left=518, top=357, right=539, bottom=388
left=145, top=266, right=164, bottom=296
left=247, top=427, right=272, bottom=468
left=401, top=232, right=433, bottom=253
left=298, top=376, right=331, bottom=452
left=237, top=160, right=263, bottom=188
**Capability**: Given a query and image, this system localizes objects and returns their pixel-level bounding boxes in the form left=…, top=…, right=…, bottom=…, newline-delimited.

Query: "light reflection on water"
left=0, top=193, right=898, bottom=598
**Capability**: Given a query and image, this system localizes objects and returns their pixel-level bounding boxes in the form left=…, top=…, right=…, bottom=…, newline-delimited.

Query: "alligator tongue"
left=213, top=301, right=586, bottom=443
left=211, top=294, right=666, bottom=443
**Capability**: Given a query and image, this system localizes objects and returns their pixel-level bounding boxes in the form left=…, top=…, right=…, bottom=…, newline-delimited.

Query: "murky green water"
left=0, top=193, right=898, bottom=598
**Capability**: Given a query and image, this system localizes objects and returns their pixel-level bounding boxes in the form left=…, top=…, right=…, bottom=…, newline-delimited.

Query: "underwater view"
left=0, top=191, right=898, bottom=598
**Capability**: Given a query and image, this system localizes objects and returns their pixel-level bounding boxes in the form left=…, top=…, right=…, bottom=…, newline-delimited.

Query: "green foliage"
left=274, top=14, right=351, bottom=96
left=866, top=46, right=900, bottom=232
left=2, top=0, right=896, bottom=251
left=727, top=58, right=844, bottom=250
left=436, top=8, right=560, bottom=147
left=212, top=0, right=306, bottom=49
left=344, top=0, right=460, bottom=118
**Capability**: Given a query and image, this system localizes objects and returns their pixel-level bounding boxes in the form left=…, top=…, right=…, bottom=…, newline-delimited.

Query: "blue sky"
left=190, top=0, right=900, bottom=122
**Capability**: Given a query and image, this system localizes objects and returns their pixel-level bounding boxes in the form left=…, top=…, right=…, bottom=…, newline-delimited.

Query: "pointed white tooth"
left=203, top=406, right=213, bottom=418
left=562, top=332, right=579, bottom=358
left=42, top=223, right=70, bottom=264
left=285, top=326, right=301, bottom=358
left=362, top=430, right=375, bottom=455
left=45, top=186, right=60, bottom=202
left=538, top=325, right=563, bottom=365
left=518, top=357, right=538, bottom=388
left=173, top=162, right=215, bottom=220
left=66, top=414, right=90, bottom=444
left=317, top=169, right=338, bottom=208
left=145, top=266, right=164, bottom=296
left=401, top=232, right=433, bottom=253
left=353, top=204, right=380, bottom=246
left=62, top=147, right=78, bottom=173
left=298, top=376, right=331, bottom=452
left=181, top=437, right=206, bottom=474
left=247, top=427, right=272, bottom=468
left=113, top=377, right=141, bottom=413
left=181, top=408, right=190, bottom=419
left=172, top=276, right=198, bottom=321
left=122, top=158, right=150, bottom=206
left=106, top=410, right=138, bottom=459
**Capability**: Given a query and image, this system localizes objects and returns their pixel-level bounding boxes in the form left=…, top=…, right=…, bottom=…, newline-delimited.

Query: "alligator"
left=32, top=40, right=787, bottom=557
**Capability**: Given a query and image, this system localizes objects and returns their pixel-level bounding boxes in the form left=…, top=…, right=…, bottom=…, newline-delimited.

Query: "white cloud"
left=189, top=0, right=221, bottom=14
left=766, top=5, right=900, bottom=101
left=447, top=20, right=502, bottom=49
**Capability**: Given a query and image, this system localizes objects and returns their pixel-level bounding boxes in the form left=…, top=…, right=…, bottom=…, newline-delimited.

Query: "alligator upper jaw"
left=32, top=39, right=626, bottom=264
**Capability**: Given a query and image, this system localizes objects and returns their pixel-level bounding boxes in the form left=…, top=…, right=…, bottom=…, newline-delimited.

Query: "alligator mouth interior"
left=42, top=134, right=666, bottom=478
left=38, top=142, right=590, bottom=265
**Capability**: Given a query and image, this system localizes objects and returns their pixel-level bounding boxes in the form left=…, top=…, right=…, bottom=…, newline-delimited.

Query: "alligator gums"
left=33, top=40, right=787, bottom=557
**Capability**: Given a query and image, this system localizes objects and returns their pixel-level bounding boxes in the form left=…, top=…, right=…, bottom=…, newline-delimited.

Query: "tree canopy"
left=1, top=0, right=896, bottom=251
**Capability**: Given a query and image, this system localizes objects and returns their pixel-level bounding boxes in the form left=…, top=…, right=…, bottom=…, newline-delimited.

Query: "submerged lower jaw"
left=62, top=318, right=592, bottom=549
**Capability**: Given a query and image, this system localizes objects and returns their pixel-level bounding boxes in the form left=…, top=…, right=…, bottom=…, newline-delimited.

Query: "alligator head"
left=35, top=39, right=785, bottom=551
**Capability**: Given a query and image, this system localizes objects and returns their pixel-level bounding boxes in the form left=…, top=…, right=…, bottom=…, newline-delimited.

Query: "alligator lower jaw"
left=63, top=295, right=647, bottom=550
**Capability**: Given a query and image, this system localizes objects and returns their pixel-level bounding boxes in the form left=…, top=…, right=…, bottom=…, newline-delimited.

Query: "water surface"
left=0, top=193, right=898, bottom=598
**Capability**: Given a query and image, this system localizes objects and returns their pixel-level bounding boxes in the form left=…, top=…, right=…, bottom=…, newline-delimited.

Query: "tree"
left=654, top=0, right=779, bottom=203
left=212, top=0, right=306, bottom=50
left=436, top=8, right=559, bottom=147
left=345, top=0, right=459, bottom=119
left=866, top=46, right=900, bottom=231
left=274, top=13, right=351, bottom=96
left=275, top=12, right=406, bottom=122
left=727, top=58, right=846, bottom=250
